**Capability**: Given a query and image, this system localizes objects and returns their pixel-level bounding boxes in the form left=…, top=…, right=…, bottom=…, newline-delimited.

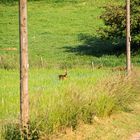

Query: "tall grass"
left=1, top=69, right=140, bottom=140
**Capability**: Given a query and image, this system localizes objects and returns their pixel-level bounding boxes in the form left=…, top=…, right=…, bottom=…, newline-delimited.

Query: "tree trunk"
left=19, top=0, right=29, bottom=129
left=126, top=0, right=131, bottom=75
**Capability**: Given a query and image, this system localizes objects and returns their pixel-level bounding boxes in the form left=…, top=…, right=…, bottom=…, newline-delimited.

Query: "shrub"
left=2, top=124, right=22, bottom=140
left=99, top=0, right=140, bottom=51
left=2, top=122, right=40, bottom=140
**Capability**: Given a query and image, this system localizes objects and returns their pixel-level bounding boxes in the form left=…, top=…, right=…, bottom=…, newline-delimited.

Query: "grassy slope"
left=0, top=68, right=109, bottom=139
left=0, top=0, right=139, bottom=69
left=51, top=70, right=140, bottom=140
left=1, top=68, right=140, bottom=140
left=56, top=103, right=140, bottom=140
left=0, top=0, right=140, bottom=139
left=0, top=68, right=107, bottom=120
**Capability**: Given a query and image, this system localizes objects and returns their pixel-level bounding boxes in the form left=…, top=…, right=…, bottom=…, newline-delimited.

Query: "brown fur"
left=59, top=70, right=67, bottom=80
left=112, top=66, right=127, bottom=72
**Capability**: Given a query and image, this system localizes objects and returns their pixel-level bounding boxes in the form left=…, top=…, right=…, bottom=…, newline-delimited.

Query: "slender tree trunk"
left=126, top=0, right=131, bottom=75
left=19, top=0, right=29, bottom=128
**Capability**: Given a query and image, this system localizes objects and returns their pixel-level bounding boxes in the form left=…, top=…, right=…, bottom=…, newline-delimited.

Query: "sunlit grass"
left=0, top=0, right=140, bottom=139
left=1, top=68, right=140, bottom=139
left=0, top=68, right=106, bottom=120
left=0, top=0, right=139, bottom=69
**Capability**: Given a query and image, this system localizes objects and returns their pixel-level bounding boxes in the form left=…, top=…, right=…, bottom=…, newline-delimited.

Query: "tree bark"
left=126, top=0, right=131, bottom=75
left=19, top=0, right=29, bottom=128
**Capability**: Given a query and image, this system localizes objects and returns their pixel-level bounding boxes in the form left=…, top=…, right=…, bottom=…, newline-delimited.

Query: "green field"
left=1, top=68, right=140, bottom=139
left=0, top=0, right=139, bottom=69
left=0, top=68, right=108, bottom=120
left=0, top=0, right=140, bottom=139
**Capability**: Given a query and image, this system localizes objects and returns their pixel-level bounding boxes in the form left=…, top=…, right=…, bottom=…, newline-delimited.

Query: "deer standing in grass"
left=59, top=69, right=67, bottom=80
left=112, top=66, right=127, bottom=72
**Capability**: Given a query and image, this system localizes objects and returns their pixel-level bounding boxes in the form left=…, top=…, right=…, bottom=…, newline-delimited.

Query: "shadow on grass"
left=63, top=33, right=126, bottom=57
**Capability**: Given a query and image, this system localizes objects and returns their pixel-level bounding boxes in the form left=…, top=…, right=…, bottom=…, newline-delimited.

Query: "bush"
left=2, top=124, right=22, bottom=140
left=2, top=122, right=40, bottom=140
left=99, top=0, right=140, bottom=50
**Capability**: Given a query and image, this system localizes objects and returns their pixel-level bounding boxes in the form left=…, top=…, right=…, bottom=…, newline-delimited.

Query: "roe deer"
left=112, top=66, right=127, bottom=72
left=59, top=69, right=67, bottom=80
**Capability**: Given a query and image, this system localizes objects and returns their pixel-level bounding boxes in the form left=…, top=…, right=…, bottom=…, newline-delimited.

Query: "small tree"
left=99, top=0, right=140, bottom=50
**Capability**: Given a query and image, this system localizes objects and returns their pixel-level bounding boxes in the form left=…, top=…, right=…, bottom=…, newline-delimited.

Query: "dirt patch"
left=130, top=133, right=140, bottom=140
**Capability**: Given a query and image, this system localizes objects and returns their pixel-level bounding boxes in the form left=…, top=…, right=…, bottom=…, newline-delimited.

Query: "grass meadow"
left=0, top=68, right=107, bottom=120
left=0, top=0, right=139, bottom=69
left=0, top=0, right=140, bottom=139
left=1, top=68, right=140, bottom=139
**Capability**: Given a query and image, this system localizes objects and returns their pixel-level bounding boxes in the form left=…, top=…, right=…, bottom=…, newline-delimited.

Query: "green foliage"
left=93, top=93, right=116, bottom=117
left=0, top=0, right=14, bottom=4
left=100, top=0, right=140, bottom=48
left=2, top=124, right=22, bottom=140
left=0, top=0, right=80, bottom=4
left=45, top=0, right=80, bottom=3
left=2, top=123, right=40, bottom=140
